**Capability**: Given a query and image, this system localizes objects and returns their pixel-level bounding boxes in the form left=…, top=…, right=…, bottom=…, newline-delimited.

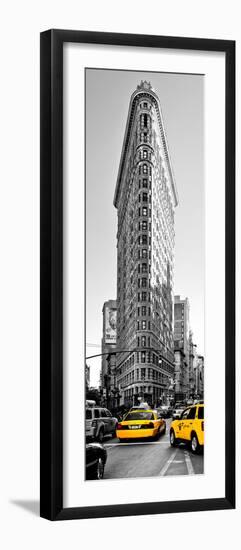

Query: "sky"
left=85, top=68, right=204, bottom=387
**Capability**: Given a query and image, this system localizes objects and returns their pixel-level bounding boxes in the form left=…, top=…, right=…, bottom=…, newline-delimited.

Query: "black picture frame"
left=40, top=29, right=235, bottom=521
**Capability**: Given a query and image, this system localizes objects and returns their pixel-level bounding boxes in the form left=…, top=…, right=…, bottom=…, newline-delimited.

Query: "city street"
left=103, top=419, right=204, bottom=479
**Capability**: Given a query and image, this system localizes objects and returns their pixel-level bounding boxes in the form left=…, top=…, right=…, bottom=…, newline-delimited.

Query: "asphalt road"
left=103, top=419, right=204, bottom=479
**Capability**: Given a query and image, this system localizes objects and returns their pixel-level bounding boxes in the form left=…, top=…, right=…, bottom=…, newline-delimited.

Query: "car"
left=157, top=405, right=173, bottom=418
left=85, top=404, right=118, bottom=442
left=129, top=402, right=150, bottom=411
left=170, top=403, right=204, bottom=454
left=86, top=443, right=107, bottom=479
left=172, top=406, right=185, bottom=419
left=116, top=408, right=166, bottom=441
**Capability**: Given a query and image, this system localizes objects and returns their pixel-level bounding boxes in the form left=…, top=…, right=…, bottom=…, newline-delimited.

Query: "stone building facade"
left=174, top=295, right=190, bottom=397
left=101, top=300, right=117, bottom=406
left=113, top=81, right=178, bottom=407
left=174, top=296, right=190, bottom=357
left=174, top=348, right=188, bottom=401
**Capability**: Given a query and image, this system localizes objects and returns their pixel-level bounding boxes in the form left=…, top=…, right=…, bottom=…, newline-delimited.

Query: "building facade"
left=195, top=354, right=204, bottom=399
left=174, top=348, right=188, bottom=402
left=187, top=330, right=197, bottom=398
left=174, top=296, right=190, bottom=357
left=85, top=364, right=90, bottom=390
left=101, top=300, right=117, bottom=407
left=114, top=81, right=178, bottom=408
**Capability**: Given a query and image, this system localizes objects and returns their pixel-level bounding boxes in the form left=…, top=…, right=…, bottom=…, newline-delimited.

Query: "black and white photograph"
left=85, top=69, right=204, bottom=481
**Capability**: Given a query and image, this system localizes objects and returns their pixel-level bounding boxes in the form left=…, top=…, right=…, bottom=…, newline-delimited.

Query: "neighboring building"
left=114, top=80, right=178, bottom=408
left=85, top=364, right=90, bottom=390
left=174, top=348, right=188, bottom=402
left=188, top=330, right=197, bottom=398
left=101, top=300, right=117, bottom=407
left=195, top=355, right=204, bottom=399
left=174, top=296, right=190, bottom=357
left=174, top=295, right=190, bottom=393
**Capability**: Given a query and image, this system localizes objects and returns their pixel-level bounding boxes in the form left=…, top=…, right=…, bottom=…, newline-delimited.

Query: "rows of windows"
left=137, top=249, right=150, bottom=259
left=137, top=262, right=148, bottom=273
left=136, top=351, right=161, bottom=365
left=137, top=306, right=151, bottom=317
left=137, top=335, right=151, bottom=347
left=138, top=178, right=150, bottom=189
left=138, top=234, right=151, bottom=245
left=137, top=319, right=150, bottom=330
left=119, top=368, right=167, bottom=389
left=138, top=164, right=152, bottom=175
left=138, top=206, right=151, bottom=217
left=138, top=149, right=151, bottom=161
left=140, top=113, right=149, bottom=128
left=137, top=277, right=148, bottom=288
left=137, top=291, right=151, bottom=302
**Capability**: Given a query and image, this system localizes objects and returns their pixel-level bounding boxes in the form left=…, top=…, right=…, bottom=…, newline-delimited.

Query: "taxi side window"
left=94, top=409, right=100, bottom=418
left=198, top=407, right=204, bottom=419
left=181, top=408, right=190, bottom=419
left=187, top=407, right=196, bottom=419
left=101, top=409, right=107, bottom=417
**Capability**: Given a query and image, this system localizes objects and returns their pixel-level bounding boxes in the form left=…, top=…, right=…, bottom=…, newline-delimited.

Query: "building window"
left=144, top=102, right=147, bottom=108
left=142, top=263, right=147, bottom=273
left=142, top=278, right=147, bottom=287
left=141, top=336, right=146, bottom=347
left=142, top=320, right=147, bottom=329
left=142, top=221, right=147, bottom=230
left=142, top=207, right=147, bottom=216
left=142, top=249, right=147, bottom=258
left=143, top=150, right=148, bottom=159
left=144, top=114, right=147, bottom=127
left=143, top=164, right=148, bottom=174
left=143, top=178, right=148, bottom=187
left=142, top=192, right=148, bottom=202
left=142, top=306, right=146, bottom=316
left=141, top=292, right=147, bottom=301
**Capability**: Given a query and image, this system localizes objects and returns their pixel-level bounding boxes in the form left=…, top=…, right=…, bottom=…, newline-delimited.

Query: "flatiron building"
left=114, top=80, right=178, bottom=407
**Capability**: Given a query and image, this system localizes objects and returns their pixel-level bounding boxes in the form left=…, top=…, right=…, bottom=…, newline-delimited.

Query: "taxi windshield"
left=124, top=411, right=154, bottom=421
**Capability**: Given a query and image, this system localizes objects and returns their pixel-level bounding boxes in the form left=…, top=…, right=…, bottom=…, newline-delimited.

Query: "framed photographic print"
left=40, top=29, right=235, bottom=520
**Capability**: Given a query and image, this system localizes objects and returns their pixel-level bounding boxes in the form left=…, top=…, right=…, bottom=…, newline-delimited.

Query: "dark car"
left=157, top=405, right=173, bottom=418
left=86, top=443, right=107, bottom=480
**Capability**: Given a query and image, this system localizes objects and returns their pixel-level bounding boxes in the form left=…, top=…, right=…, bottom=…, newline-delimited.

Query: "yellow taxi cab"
left=170, top=403, right=204, bottom=454
left=116, top=408, right=166, bottom=441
